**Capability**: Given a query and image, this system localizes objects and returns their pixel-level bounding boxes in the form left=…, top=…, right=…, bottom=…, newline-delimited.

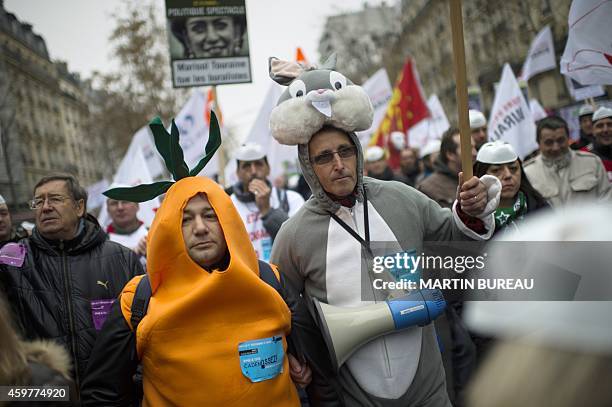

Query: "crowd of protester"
left=1, top=93, right=611, bottom=406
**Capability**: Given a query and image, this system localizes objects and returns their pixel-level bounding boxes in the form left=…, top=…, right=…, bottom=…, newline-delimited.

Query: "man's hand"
left=457, top=172, right=487, bottom=217
left=248, top=178, right=272, bottom=216
left=288, top=353, right=312, bottom=388
left=134, top=234, right=148, bottom=257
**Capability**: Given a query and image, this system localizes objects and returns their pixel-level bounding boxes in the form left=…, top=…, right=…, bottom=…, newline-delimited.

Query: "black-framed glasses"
left=312, top=145, right=357, bottom=165
left=29, top=195, right=72, bottom=210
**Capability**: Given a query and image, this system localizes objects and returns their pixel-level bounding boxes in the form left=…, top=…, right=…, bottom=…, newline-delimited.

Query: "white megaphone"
left=313, top=289, right=446, bottom=371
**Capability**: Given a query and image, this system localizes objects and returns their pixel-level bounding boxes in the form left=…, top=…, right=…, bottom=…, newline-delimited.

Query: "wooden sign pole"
left=211, top=85, right=226, bottom=186
left=449, top=0, right=473, bottom=179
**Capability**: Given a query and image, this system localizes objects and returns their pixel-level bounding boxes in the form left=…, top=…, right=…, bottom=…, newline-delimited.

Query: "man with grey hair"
left=0, top=173, right=143, bottom=401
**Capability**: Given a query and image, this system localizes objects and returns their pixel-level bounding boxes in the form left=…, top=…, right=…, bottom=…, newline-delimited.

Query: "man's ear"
left=76, top=199, right=85, bottom=218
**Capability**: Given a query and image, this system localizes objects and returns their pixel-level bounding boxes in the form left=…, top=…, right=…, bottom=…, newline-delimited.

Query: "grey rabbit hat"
left=268, top=53, right=374, bottom=145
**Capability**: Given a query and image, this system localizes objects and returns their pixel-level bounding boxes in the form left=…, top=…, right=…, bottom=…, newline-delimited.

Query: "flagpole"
left=449, top=0, right=473, bottom=179
left=211, top=85, right=226, bottom=186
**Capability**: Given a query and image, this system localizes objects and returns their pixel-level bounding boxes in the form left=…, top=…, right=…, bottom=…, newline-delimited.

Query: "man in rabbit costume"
left=269, top=54, right=502, bottom=406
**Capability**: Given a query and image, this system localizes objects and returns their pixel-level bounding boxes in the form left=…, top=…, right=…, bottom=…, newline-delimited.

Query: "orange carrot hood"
left=146, top=176, right=259, bottom=294
left=120, top=177, right=298, bottom=406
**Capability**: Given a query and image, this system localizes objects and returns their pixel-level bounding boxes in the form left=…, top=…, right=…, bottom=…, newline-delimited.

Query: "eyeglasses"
left=29, top=195, right=72, bottom=210
left=312, top=145, right=357, bottom=165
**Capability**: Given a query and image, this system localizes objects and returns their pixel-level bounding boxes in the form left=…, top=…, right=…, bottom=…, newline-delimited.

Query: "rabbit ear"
left=269, top=57, right=314, bottom=86
left=320, top=53, right=337, bottom=70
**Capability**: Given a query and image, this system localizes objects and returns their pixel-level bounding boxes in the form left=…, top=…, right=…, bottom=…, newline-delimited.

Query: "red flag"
left=370, top=58, right=429, bottom=169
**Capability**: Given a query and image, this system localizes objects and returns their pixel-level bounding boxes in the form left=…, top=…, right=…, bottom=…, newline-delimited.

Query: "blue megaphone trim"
left=387, top=289, right=446, bottom=330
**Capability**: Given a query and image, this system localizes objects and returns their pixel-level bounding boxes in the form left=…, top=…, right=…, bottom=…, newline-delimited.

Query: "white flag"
left=529, top=99, right=548, bottom=122
left=123, top=126, right=165, bottom=179
left=560, top=0, right=612, bottom=85
left=98, top=147, right=160, bottom=228
left=86, top=179, right=110, bottom=210
left=520, top=25, right=557, bottom=81
left=224, top=83, right=297, bottom=187
left=564, top=75, right=606, bottom=101
left=174, top=90, right=218, bottom=176
left=407, top=94, right=450, bottom=149
left=356, top=68, right=393, bottom=148
left=488, top=64, right=538, bottom=160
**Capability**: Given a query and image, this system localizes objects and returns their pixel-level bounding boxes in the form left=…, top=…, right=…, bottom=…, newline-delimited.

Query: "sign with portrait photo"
left=165, top=0, right=252, bottom=87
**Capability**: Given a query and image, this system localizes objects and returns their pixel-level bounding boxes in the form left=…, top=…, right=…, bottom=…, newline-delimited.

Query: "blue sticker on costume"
left=261, top=237, right=272, bottom=262
left=238, top=335, right=284, bottom=383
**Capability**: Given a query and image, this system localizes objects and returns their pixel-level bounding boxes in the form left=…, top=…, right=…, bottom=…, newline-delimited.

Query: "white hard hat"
left=578, top=104, right=594, bottom=117
left=419, top=140, right=441, bottom=159
left=0, top=194, right=5, bottom=205
left=390, top=131, right=406, bottom=151
left=592, top=106, right=612, bottom=122
left=469, top=110, right=487, bottom=129
left=234, top=142, right=266, bottom=161
left=365, top=146, right=385, bottom=162
left=476, top=141, right=518, bottom=164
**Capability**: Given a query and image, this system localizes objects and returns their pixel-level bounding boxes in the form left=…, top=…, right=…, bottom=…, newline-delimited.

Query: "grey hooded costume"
left=267, top=54, right=500, bottom=406
left=271, top=131, right=495, bottom=406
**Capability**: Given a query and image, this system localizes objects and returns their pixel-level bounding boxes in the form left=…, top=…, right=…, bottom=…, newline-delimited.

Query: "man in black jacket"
left=0, top=173, right=144, bottom=401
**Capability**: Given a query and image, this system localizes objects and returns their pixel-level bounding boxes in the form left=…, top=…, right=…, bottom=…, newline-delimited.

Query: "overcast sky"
left=4, top=0, right=389, bottom=139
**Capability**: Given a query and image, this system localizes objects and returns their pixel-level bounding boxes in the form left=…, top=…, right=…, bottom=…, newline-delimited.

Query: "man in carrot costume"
left=81, top=113, right=307, bottom=406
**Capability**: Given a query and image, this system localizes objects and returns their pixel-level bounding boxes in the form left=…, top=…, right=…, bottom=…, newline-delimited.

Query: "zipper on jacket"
left=60, top=242, right=81, bottom=400
left=344, top=205, right=393, bottom=377
left=350, top=203, right=393, bottom=377
left=381, top=336, right=393, bottom=377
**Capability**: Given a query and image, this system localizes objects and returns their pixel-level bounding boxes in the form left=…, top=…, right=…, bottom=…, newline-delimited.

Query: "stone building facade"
left=319, top=0, right=610, bottom=125
left=0, top=1, right=102, bottom=208
left=318, top=3, right=401, bottom=84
